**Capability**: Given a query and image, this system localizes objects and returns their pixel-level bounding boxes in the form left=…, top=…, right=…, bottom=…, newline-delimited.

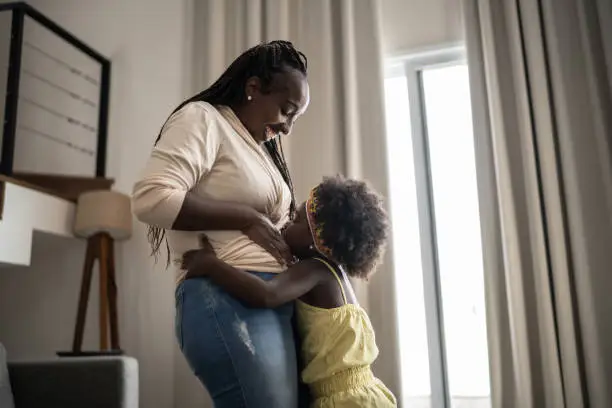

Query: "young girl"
left=183, top=175, right=397, bottom=408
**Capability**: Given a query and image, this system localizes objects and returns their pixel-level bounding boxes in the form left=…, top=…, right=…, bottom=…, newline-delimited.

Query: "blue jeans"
left=176, top=273, right=299, bottom=408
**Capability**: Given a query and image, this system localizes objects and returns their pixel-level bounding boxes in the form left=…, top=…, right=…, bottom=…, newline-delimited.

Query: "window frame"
left=386, top=45, right=469, bottom=408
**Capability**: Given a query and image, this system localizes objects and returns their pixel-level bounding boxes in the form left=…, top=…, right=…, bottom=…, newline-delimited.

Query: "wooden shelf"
left=10, top=172, right=114, bottom=202
left=0, top=173, right=113, bottom=222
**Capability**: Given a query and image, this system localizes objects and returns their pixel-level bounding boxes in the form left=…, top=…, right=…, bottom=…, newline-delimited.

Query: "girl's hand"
left=197, top=233, right=215, bottom=253
left=181, top=234, right=216, bottom=271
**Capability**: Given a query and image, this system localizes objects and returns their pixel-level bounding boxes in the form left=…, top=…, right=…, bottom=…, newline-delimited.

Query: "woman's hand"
left=242, top=212, right=292, bottom=266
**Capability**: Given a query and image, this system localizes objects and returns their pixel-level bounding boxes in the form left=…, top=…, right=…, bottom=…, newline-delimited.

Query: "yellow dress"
left=296, top=258, right=397, bottom=408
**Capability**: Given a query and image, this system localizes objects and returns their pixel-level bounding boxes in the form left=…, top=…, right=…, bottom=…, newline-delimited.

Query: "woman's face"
left=243, top=68, right=310, bottom=142
left=282, top=203, right=314, bottom=259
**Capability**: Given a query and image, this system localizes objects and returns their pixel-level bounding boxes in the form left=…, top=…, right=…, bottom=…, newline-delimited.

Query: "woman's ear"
left=244, top=76, right=262, bottom=100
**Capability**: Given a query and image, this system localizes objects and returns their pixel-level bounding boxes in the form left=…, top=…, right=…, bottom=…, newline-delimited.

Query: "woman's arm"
left=132, top=104, right=290, bottom=261
left=171, top=193, right=260, bottom=231
left=132, top=104, right=221, bottom=228
left=133, top=103, right=254, bottom=230
left=185, top=255, right=323, bottom=308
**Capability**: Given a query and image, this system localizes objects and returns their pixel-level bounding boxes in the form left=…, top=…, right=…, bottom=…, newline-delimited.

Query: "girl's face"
left=282, top=203, right=314, bottom=259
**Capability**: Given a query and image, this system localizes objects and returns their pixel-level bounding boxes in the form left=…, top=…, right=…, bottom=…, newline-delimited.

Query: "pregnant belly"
left=166, top=230, right=285, bottom=273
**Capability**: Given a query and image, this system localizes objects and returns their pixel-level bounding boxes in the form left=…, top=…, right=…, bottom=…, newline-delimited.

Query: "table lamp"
left=59, top=190, right=132, bottom=357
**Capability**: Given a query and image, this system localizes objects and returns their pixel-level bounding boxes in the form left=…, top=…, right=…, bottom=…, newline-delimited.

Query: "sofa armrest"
left=8, top=357, right=138, bottom=408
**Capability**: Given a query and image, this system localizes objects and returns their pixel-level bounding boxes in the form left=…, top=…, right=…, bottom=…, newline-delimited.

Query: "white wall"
left=381, top=0, right=464, bottom=55
left=0, top=233, right=97, bottom=353
left=0, top=1, right=194, bottom=407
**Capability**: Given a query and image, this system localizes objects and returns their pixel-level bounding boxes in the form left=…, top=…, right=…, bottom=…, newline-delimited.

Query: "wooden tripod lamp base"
left=58, top=190, right=132, bottom=357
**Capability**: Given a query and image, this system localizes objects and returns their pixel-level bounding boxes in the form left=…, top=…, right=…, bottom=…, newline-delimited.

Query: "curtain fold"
left=181, top=1, right=400, bottom=406
left=463, top=0, right=612, bottom=406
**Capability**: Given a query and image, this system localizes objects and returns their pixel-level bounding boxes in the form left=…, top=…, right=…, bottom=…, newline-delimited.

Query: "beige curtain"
left=179, top=1, right=400, bottom=406
left=463, top=0, right=612, bottom=407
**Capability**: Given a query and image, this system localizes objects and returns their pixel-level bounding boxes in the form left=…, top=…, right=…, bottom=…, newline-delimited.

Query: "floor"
left=404, top=396, right=491, bottom=408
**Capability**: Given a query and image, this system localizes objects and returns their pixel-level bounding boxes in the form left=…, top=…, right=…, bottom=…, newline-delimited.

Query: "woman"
left=132, top=41, right=310, bottom=408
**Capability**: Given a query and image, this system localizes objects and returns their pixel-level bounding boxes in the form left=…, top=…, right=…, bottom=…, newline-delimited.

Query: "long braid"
left=147, top=40, right=306, bottom=263
left=264, top=138, right=296, bottom=219
left=276, top=136, right=296, bottom=218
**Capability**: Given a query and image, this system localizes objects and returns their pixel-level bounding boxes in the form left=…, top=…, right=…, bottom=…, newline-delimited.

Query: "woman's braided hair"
left=149, top=40, right=306, bottom=263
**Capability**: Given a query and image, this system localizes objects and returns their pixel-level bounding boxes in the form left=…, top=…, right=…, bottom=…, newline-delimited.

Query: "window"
left=384, top=47, right=491, bottom=408
left=385, top=74, right=431, bottom=405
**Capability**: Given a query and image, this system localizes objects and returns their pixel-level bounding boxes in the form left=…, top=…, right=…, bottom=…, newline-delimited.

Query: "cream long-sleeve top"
left=132, top=102, right=291, bottom=283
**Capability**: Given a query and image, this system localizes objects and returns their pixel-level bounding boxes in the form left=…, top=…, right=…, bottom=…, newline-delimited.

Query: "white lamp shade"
left=74, top=190, right=132, bottom=240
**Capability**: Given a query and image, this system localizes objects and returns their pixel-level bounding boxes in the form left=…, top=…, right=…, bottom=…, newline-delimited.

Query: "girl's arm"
left=184, top=253, right=323, bottom=308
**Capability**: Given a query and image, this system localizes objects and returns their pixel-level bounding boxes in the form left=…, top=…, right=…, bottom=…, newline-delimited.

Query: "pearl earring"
left=247, top=95, right=252, bottom=101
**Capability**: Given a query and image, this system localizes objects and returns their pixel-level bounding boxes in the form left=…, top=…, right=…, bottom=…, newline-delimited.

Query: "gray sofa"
left=1, top=344, right=138, bottom=408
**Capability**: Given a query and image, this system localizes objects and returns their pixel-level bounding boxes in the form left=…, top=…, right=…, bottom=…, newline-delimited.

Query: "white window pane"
left=384, top=75, right=432, bottom=408
left=421, top=64, right=491, bottom=408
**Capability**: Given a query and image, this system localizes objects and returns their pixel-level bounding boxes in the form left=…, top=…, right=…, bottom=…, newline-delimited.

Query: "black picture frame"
left=0, top=1, right=110, bottom=177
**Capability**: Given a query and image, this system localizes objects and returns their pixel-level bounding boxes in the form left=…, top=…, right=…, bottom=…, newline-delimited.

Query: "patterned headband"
left=305, top=186, right=334, bottom=259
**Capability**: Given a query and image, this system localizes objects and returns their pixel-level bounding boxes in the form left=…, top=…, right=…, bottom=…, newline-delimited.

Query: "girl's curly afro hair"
left=312, top=175, right=389, bottom=279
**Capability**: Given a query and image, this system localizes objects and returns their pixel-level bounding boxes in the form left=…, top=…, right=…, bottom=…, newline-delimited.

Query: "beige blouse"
left=132, top=102, right=291, bottom=282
